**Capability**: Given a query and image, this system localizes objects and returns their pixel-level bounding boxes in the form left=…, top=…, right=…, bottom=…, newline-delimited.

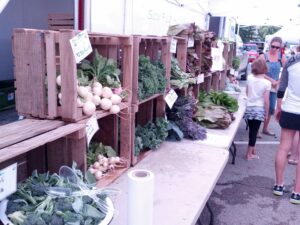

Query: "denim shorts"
left=269, top=92, right=277, bottom=115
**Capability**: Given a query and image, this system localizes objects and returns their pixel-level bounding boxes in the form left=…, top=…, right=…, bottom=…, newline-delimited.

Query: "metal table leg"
left=197, top=202, right=214, bottom=225
left=229, top=141, right=237, bottom=165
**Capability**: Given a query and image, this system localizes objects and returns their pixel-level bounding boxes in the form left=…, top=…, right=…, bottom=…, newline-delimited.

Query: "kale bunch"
left=138, top=55, right=167, bottom=100
left=134, top=117, right=169, bottom=156
left=167, top=95, right=207, bottom=140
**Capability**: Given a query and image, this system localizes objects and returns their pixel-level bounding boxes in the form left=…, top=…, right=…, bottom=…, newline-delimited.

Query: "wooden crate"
left=0, top=119, right=86, bottom=182
left=131, top=36, right=171, bottom=165
left=85, top=110, right=131, bottom=187
left=13, top=29, right=133, bottom=122
left=48, top=13, right=74, bottom=30
left=170, top=36, right=189, bottom=96
left=219, top=43, right=229, bottom=90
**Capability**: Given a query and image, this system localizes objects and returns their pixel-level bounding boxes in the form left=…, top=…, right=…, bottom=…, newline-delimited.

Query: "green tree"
left=239, top=26, right=257, bottom=43
left=257, top=26, right=281, bottom=41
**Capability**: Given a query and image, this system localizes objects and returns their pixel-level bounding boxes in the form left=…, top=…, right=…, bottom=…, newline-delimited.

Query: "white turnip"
left=83, top=101, right=96, bottom=116
left=110, top=94, right=122, bottom=105
left=77, top=86, right=89, bottom=98
left=92, top=95, right=101, bottom=106
left=56, top=75, right=61, bottom=86
left=100, top=98, right=112, bottom=111
left=110, top=105, right=120, bottom=114
left=102, top=87, right=113, bottom=98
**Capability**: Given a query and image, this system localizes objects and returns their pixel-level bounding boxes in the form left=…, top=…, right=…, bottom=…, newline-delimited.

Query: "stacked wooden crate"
left=12, top=29, right=133, bottom=186
left=131, top=35, right=171, bottom=165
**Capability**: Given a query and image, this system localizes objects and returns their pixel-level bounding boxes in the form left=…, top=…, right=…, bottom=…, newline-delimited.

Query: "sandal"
left=288, top=159, right=298, bottom=165
left=262, top=130, right=275, bottom=136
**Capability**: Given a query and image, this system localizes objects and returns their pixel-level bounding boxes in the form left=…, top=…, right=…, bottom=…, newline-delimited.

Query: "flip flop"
left=263, top=131, right=275, bottom=136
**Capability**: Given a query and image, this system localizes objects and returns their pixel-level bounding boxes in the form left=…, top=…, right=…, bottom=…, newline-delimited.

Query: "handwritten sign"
left=188, top=37, right=194, bottom=48
left=170, top=38, right=178, bottom=53
left=70, top=30, right=93, bottom=63
left=196, top=74, right=204, bottom=84
left=164, top=89, right=178, bottom=109
left=86, top=114, right=99, bottom=146
left=0, top=163, right=17, bottom=201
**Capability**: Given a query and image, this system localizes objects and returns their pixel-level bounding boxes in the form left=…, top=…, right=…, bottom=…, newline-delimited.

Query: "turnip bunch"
left=56, top=75, right=124, bottom=116
left=88, top=155, right=127, bottom=181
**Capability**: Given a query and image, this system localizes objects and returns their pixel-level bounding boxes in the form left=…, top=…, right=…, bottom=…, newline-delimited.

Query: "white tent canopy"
left=265, top=25, right=300, bottom=44
left=176, top=0, right=300, bottom=26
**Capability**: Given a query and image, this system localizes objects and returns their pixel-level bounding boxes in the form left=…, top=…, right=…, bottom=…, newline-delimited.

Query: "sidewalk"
left=198, top=117, right=300, bottom=225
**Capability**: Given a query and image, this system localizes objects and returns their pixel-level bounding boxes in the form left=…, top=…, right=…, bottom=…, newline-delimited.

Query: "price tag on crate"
left=196, top=74, right=204, bottom=84
left=164, top=89, right=178, bottom=109
left=70, top=30, right=93, bottom=63
left=188, top=37, right=194, bottom=48
left=170, top=38, right=178, bottom=53
left=86, top=114, right=99, bottom=146
left=0, top=163, right=17, bottom=201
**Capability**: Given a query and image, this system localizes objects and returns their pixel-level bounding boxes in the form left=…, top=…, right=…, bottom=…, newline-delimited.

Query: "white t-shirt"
left=246, top=74, right=271, bottom=107
left=282, top=62, right=300, bottom=114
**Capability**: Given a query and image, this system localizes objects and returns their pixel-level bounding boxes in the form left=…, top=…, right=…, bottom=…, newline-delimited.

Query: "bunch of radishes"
left=88, top=155, right=126, bottom=181
left=56, top=75, right=123, bottom=116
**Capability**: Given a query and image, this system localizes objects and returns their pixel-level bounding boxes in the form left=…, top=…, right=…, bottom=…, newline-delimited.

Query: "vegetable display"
left=166, top=96, right=207, bottom=140
left=199, top=91, right=239, bottom=113
left=5, top=165, right=115, bottom=225
left=134, top=118, right=168, bottom=156
left=138, top=55, right=167, bottom=100
left=56, top=50, right=126, bottom=117
left=195, top=91, right=237, bottom=129
left=171, top=57, right=196, bottom=89
left=87, top=142, right=127, bottom=181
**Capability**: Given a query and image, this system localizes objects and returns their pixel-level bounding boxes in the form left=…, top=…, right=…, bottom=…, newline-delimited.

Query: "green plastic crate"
left=0, top=80, right=15, bottom=111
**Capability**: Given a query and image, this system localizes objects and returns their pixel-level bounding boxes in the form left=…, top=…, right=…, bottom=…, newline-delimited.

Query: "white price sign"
left=70, top=30, right=93, bottom=63
left=0, top=163, right=17, bottom=201
left=170, top=38, right=178, bottom=53
left=196, top=74, right=204, bottom=84
left=164, top=89, right=178, bottom=109
left=188, top=37, right=194, bottom=48
left=86, top=114, right=99, bottom=146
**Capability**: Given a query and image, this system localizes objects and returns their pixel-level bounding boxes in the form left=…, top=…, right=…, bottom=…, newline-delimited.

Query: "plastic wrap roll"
left=127, top=169, right=154, bottom=225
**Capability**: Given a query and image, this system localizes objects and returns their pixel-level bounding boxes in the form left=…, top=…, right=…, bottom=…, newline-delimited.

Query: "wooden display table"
left=109, top=140, right=229, bottom=225
left=0, top=119, right=86, bottom=180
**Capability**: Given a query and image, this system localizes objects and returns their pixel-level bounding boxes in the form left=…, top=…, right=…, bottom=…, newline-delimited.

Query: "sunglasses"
left=271, top=45, right=280, bottom=50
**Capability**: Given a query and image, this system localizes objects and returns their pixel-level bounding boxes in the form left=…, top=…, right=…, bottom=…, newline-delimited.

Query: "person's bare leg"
left=288, top=131, right=299, bottom=164
left=293, top=132, right=300, bottom=192
left=275, top=128, right=296, bottom=185
left=263, top=114, right=274, bottom=135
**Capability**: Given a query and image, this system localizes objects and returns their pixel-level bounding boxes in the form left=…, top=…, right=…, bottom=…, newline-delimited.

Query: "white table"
left=109, top=140, right=229, bottom=225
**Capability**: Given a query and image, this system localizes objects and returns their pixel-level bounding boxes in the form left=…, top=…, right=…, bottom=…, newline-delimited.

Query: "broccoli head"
left=22, top=214, right=47, bottom=225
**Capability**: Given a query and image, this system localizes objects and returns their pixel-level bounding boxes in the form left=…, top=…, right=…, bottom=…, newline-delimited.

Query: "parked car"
left=243, top=43, right=259, bottom=62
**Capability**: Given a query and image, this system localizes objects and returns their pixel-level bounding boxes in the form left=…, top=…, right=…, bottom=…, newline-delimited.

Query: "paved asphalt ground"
left=198, top=83, right=300, bottom=225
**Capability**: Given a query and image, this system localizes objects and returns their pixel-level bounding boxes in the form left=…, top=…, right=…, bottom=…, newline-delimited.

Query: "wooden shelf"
left=138, top=93, right=164, bottom=105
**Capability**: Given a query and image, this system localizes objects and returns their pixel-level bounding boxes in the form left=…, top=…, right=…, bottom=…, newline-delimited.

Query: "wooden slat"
left=132, top=37, right=140, bottom=104
left=67, top=133, right=86, bottom=172
left=0, top=123, right=85, bottom=163
left=48, top=13, right=74, bottom=20
left=15, top=30, right=47, bottom=117
left=161, top=38, right=171, bottom=89
left=176, top=38, right=188, bottom=71
left=119, top=107, right=132, bottom=162
left=45, top=31, right=58, bottom=118
left=122, top=43, right=133, bottom=102
left=47, top=137, right=68, bottom=173
left=96, top=167, right=128, bottom=188
left=49, top=20, right=74, bottom=25
left=59, top=30, right=78, bottom=121
left=0, top=119, right=65, bottom=148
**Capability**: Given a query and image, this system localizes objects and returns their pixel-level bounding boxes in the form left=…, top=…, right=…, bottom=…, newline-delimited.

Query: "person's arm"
left=275, top=62, right=289, bottom=121
left=264, top=89, right=270, bottom=117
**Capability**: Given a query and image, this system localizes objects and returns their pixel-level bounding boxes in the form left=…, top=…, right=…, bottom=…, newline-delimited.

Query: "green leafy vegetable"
left=134, top=117, right=168, bottom=156
left=138, top=55, right=167, bottom=100
left=78, top=49, right=121, bottom=88
left=87, top=142, right=117, bottom=167
left=171, top=57, right=196, bottom=89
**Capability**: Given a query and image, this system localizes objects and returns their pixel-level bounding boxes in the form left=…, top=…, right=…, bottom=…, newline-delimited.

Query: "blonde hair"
left=270, top=36, right=283, bottom=46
